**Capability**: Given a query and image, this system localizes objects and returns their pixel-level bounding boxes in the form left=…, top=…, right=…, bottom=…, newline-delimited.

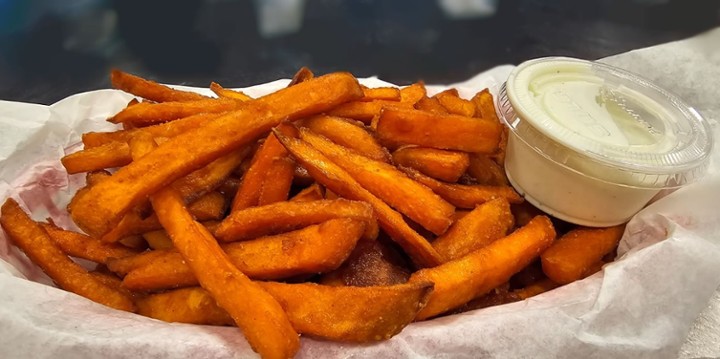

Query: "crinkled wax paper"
left=1, top=28, right=720, bottom=359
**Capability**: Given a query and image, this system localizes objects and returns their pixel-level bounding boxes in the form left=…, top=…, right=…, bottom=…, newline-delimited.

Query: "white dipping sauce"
left=498, top=57, right=713, bottom=226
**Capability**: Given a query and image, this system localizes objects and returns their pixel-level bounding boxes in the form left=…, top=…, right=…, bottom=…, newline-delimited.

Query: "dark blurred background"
left=0, top=0, right=718, bottom=104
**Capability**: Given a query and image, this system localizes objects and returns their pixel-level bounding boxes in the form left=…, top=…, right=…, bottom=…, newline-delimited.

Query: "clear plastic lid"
left=498, top=57, right=713, bottom=189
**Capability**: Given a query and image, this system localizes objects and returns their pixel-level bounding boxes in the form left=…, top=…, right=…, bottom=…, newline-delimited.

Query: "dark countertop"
left=0, top=0, right=718, bottom=105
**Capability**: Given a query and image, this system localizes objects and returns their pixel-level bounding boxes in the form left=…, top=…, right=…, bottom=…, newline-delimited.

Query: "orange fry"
left=273, top=128, right=442, bottom=268
left=414, top=96, right=449, bottom=114
left=289, top=183, right=325, bottom=202
left=541, top=225, right=624, bottom=284
left=298, top=127, right=455, bottom=236
left=327, top=100, right=410, bottom=124
left=288, top=66, right=314, bottom=86
left=360, top=86, right=401, bottom=101
left=41, top=222, right=138, bottom=264
left=411, top=215, right=556, bottom=319
left=300, top=115, right=391, bottom=162
left=320, top=237, right=412, bottom=287
left=467, top=153, right=508, bottom=185
left=399, top=82, right=427, bottom=105
left=0, top=199, right=136, bottom=312
left=109, top=98, right=242, bottom=127
left=392, top=146, right=470, bottom=183
left=209, top=82, right=252, bottom=101
left=70, top=72, right=363, bottom=238
left=151, top=188, right=299, bottom=358
left=61, top=141, right=131, bottom=174
left=376, top=108, right=501, bottom=153
left=434, top=90, right=475, bottom=117
left=111, top=69, right=208, bottom=102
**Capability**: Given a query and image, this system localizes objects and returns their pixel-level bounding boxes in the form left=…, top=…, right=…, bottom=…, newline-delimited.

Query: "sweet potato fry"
left=108, top=98, right=242, bottom=127
left=111, top=69, right=208, bottom=102
left=514, top=278, right=560, bottom=300
left=541, top=225, right=624, bottom=284
left=288, top=66, right=314, bottom=86
left=106, top=249, right=168, bottom=276
left=298, top=127, right=454, bottom=236
left=402, top=166, right=522, bottom=208
left=217, top=199, right=376, bottom=242
left=0, top=199, right=136, bottom=312
left=273, top=129, right=443, bottom=268
left=327, top=100, right=410, bottom=124
left=150, top=188, right=299, bottom=358
left=360, top=86, right=401, bottom=101
left=300, top=115, right=391, bottom=162
left=320, top=236, right=412, bottom=287
left=467, top=153, right=508, bottom=185
left=41, top=222, right=138, bottom=264
left=209, top=82, right=252, bottom=101
left=137, top=281, right=433, bottom=342
left=471, top=89, right=507, bottom=164
left=392, top=146, right=470, bottom=183
left=61, top=141, right=131, bottom=174
left=435, top=90, right=475, bottom=117
left=142, top=229, right=174, bottom=250
left=172, top=148, right=249, bottom=203
left=231, top=132, right=294, bottom=211
left=289, top=183, right=324, bottom=202
left=414, top=96, right=449, bottom=114
left=82, top=112, right=223, bottom=148
left=399, top=82, right=426, bottom=105
left=377, top=108, right=501, bottom=153
left=410, top=215, right=556, bottom=320
left=432, top=198, right=514, bottom=262
left=122, top=218, right=365, bottom=290
left=70, top=72, right=363, bottom=238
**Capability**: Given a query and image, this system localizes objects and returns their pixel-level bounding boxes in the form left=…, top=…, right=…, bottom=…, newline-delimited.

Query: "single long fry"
left=138, top=281, right=433, bottom=342
left=61, top=141, right=131, bottom=174
left=209, top=82, right=252, bottom=101
left=392, top=146, right=470, bottom=183
left=327, top=100, right=410, bottom=124
left=41, top=222, right=138, bottom=264
left=411, top=215, right=555, bottom=320
left=467, top=153, right=508, bottom=185
left=111, top=69, right=208, bottom=102
left=541, top=225, right=624, bottom=284
left=471, top=89, right=507, bottom=164
left=0, top=199, right=136, bottom=312
left=217, top=199, right=376, bottom=242
left=122, top=218, right=365, bottom=290
left=71, top=72, right=363, bottom=238
left=231, top=132, right=294, bottom=211
left=298, top=127, right=454, bottom=236
left=435, top=90, right=475, bottom=117
left=432, top=198, right=514, bottom=262
left=361, top=86, right=401, bottom=101
left=402, top=166, right=522, bottom=208
left=109, top=98, right=242, bottom=126
left=273, top=129, right=442, bottom=268
left=300, top=115, right=390, bottom=162
left=376, top=108, right=501, bottom=153
left=151, top=188, right=299, bottom=359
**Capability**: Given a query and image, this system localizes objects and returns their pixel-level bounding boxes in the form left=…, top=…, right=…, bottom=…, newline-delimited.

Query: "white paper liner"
left=1, top=35, right=719, bottom=358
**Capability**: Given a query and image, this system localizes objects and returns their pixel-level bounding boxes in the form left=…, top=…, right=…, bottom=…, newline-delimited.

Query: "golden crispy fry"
left=209, top=82, right=252, bottom=101
left=467, top=153, right=508, bottom=185
left=411, top=215, right=556, bottom=319
left=414, top=96, right=449, bottom=114
left=434, top=90, right=475, bottom=117
left=298, top=127, right=454, bottom=236
left=82, top=112, right=223, bottom=148
left=122, top=218, right=365, bottom=290
left=300, top=115, right=391, bottom=162
left=150, top=188, right=299, bottom=358
left=289, top=183, right=325, bottom=202
left=327, top=100, right=411, bottom=124
left=376, top=108, right=502, bottom=153
left=41, top=222, right=138, bottom=264
left=541, top=225, right=624, bottom=284
left=399, top=82, right=427, bottom=105
left=108, top=98, right=242, bottom=127
left=0, top=199, right=136, bottom=312
left=402, top=166, right=522, bottom=208
left=111, top=69, right=208, bottom=102
left=61, top=141, right=131, bottom=174
left=288, top=66, right=314, bottom=86
left=138, top=281, right=433, bottom=342
left=231, top=131, right=294, bottom=211
left=320, top=237, right=412, bottom=287
left=432, top=198, right=514, bottom=262
left=70, top=72, right=363, bottom=238
left=360, top=86, right=401, bottom=101
left=142, top=229, right=174, bottom=250
left=392, top=146, right=470, bottom=183
left=273, top=129, right=443, bottom=268
left=217, top=199, right=376, bottom=242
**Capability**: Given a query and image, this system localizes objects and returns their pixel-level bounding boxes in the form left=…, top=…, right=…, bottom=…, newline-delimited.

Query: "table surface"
left=0, top=0, right=719, bottom=104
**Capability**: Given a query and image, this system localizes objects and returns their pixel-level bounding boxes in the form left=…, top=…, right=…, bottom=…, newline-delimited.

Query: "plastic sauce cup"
left=496, top=57, right=713, bottom=227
